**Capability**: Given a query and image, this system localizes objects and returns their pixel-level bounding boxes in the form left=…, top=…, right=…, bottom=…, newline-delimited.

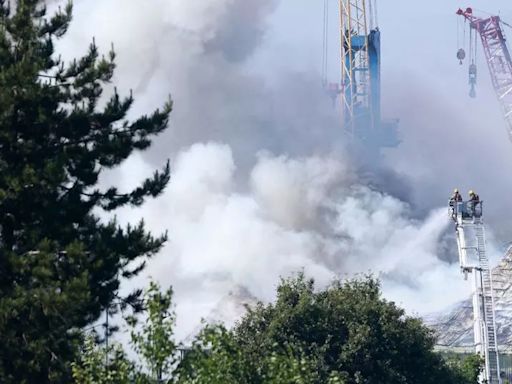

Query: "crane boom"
left=450, top=198, right=501, bottom=384
left=457, top=8, right=512, bottom=141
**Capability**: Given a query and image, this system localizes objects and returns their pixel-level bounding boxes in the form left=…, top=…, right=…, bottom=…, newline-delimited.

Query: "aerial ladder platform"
left=450, top=198, right=501, bottom=384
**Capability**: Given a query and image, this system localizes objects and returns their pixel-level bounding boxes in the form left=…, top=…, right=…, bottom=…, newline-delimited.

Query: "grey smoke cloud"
left=112, top=143, right=469, bottom=339
left=48, top=0, right=512, bottom=338
left=54, top=0, right=345, bottom=173
left=202, top=0, right=279, bottom=62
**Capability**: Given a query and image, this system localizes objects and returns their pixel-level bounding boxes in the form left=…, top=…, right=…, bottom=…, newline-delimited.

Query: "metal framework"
left=457, top=8, right=512, bottom=141
left=337, top=0, right=398, bottom=151
left=450, top=199, right=501, bottom=384
left=340, top=0, right=372, bottom=137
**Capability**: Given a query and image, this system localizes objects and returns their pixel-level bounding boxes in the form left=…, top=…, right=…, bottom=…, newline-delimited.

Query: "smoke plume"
left=48, top=0, right=512, bottom=339
left=111, top=143, right=471, bottom=339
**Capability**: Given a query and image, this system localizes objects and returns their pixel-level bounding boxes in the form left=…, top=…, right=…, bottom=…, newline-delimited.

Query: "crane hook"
left=457, top=48, right=466, bottom=65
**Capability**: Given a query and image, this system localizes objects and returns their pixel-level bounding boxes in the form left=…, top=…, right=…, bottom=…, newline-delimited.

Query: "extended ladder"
left=451, top=200, right=501, bottom=384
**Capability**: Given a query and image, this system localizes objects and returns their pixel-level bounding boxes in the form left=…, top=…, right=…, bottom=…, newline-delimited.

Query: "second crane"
left=457, top=7, right=512, bottom=141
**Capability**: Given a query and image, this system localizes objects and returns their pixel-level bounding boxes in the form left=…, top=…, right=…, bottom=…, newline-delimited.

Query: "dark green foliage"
left=179, top=274, right=471, bottom=384
left=218, top=274, right=464, bottom=384
left=72, top=282, right=335, bottom=384
left=177, top=325, right=250, bottom=384
left=74, top=276, right=479, bottom=384
left=178, top=325, right=334, bottom=384
left=444, top=354, right=484, bottom=384
left=0, top=1, right=171, bottom=382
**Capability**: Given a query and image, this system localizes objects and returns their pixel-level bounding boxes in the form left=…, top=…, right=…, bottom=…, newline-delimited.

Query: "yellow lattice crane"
left=323, top=0, right=398, bottom=152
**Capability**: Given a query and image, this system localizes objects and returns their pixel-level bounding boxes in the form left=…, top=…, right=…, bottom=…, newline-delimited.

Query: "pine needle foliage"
left=0, top=1, right=172, bottom=382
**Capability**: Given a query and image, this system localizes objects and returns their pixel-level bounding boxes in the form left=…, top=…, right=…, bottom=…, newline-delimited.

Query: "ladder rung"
left=461, top=224, right=501, bottom=370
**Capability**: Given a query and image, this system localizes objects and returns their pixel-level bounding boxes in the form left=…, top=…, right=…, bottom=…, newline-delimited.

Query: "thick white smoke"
left=111, top=143, right=469, bottom=339
left=48, top=0, right=511, bottom=339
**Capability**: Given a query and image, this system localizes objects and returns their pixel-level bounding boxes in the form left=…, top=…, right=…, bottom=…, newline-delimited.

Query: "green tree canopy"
left=72, top=276, right=481, bottom=384
left=179, top=274, right=477, bottom=384
left=216, top=274, right=468, bottom=384
left=72, top=282, right=176, bottom=384
left=443, top=353, right=483, bottom=384
left=0, top=1, right=171, bottom=382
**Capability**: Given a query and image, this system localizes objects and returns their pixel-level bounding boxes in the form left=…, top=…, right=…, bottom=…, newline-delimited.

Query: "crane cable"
left=374, top=0, right=379, bottom=28
left=466, top=20, right=477, bottom=65
left=368, top=0, right=378, bottom=30
left=469, top=24, right=473, bottom=64
left=459, top=16, right=467, bottom=56
left=457, top=15, right=460, bottom=51
left=473, top=24, right=478, bottom=64
left=456, top=13, right=468, bottom=65
left=501, top=19, right=512, bottom=30
left=322, top=0, right=329, bottom=85
left=368, top=0, right=374, bottom=30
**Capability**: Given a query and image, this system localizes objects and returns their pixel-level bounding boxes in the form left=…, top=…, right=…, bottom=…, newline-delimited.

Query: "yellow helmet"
left=454, top=188, right=459, bottom=193
left=469, top=190, right=475, bottom=195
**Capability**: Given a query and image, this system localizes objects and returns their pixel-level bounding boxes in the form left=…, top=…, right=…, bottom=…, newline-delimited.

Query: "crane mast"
left=457, top=8, right=512, bottom=141
left=338, top=0, right=398, bottom=152
left=340, top=0, right=373, bottom=136
left=450, top=198, right=501, bottom=384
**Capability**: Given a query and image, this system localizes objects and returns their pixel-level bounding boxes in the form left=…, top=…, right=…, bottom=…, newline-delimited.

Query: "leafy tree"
left=73, top=276, right=478, bottom=384
left=164, top=324, right=334, bottom=384
left=177, top=325, right=248, bottom=384
left=178, top=274, right=471, bottom=384
left=128, top=281, right=177, bottom=383
left=460, top=354, right=484, bottom=383
left=72, top=282, right=338, bottom=384
left=260, top=346, right=321, bottom=384
left=73, top=282, right=178, bottom=384
left=444, top=354, right=484, bottom=384
left=0, top=0, right=171, bottom=382
left=228, top=274, right=463, bottom=384
left=71, top=336, right=134, bottom=384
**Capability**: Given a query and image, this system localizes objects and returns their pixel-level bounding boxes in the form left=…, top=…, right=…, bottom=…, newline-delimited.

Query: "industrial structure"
left=322, top=0, right=399, bottom=152
left=450, top=197, right=501, bottom=384
left=456, top=7, right=512, bottom=141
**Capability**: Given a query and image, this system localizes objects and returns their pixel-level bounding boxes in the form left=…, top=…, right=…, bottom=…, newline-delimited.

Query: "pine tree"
left=0, top=1, right=172, bottom=382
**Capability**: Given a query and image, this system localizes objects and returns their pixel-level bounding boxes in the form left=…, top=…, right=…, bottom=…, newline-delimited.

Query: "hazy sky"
left=218, top=0, right=512, bottom=229
left=51, top=0, right=512, bottom=340
left=264, top=0, right=512, bottom=218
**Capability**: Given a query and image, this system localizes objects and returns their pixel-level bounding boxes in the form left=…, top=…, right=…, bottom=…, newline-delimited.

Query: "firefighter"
left=469, top=190, right=480, bottom=215
left=449, top=189, right=462, bottom=219
left=450, top=188, right=462, bottom=205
